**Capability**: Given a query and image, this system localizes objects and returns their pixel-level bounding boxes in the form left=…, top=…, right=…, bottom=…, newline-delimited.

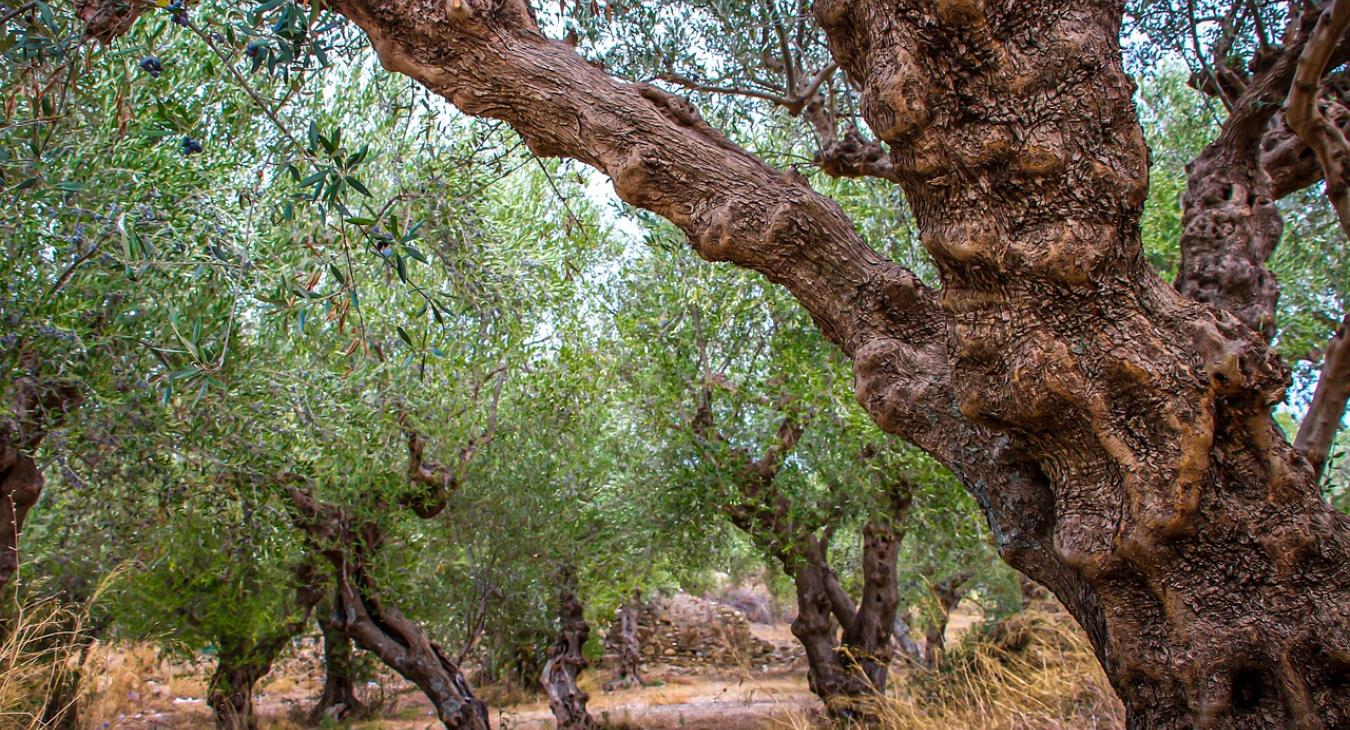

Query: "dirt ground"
left=84, top=621, right=821, bottom=729
left=83, top=603, right=986, bottom=729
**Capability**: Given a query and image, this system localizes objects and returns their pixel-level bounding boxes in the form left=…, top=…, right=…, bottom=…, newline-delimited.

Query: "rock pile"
left=604, top=593, right=802, bottom=671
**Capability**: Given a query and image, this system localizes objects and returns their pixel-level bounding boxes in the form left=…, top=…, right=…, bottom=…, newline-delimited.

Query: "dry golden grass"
left=783, top=608, right=1124, bottom=730
left=0, top=582, right=108, bottom=729
left=78, top=641, right=167, bottom=727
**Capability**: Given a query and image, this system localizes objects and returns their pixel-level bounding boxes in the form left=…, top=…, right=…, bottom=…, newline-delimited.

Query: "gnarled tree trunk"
left=695, top=379, right=913, bottom=717
left=789, top=561, right=861, bottom=709
left=789, top=523, right=906, bottom=717
left=604, top=591, right=643, bottom=690
left=208, top=563, right=322, bottom=730
left=332, top=570, right=488, bottom=730
left=287, top=487, right=490, bottom=730
left=540, top=569, right=596, bottom=730
left=726, top=441, right=912, bottom=718
left=838, top=507, right=908, bottom=693
left=814, top=3, right=1350, bottom=725
left=309, top=593, right=365, bottom=724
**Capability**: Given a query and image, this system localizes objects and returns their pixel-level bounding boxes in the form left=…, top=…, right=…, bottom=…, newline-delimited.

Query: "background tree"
left=8, top=0, right=1350, bottom=725
left=609, top=234, right=1015, bottom=714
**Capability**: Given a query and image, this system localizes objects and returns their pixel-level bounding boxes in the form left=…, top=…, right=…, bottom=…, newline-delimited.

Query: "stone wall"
left=603, top=593, right=802, bottom=670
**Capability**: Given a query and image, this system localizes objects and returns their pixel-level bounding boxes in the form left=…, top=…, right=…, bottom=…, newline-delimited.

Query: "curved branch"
left=1263, top=72, right=1350, bottom=198
left=1296, top=312, right=1350, bottom=478
left=1287, top=0, right=1350, bottom=238
left=330, top=0, right=931, bottom=358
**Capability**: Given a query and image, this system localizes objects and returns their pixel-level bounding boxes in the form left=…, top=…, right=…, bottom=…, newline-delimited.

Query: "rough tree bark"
left=786, top=508, right=907, bottom=716
left=1171, top=3, right=1350, bottom=483
left=812, top=3, right=1350, bottom=726
left=540, top=567, right=597, bottom=730
left=0, top=364, right=81, bottom=592
left=1175, top=42, right=1299, bottom=341
left=208, top=563, right=323, bottom=730
left=603, top=590, right=643, bottom=691
left=309, top=591, right=366, bottom=724
left=85, top=0, right=1350, bottom=725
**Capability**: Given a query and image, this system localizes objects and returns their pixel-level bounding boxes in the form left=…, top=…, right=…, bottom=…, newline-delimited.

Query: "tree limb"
left=1296, top=312, right=1350, bottom=478
left=1287, top=0, right=1350, bottom=239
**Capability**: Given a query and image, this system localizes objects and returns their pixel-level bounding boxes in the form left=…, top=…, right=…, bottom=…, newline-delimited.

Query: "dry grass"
left=0, top=591, right=96, bottom=728
left=783, top=608, right=1124, bottom=730
left=78, top=641, right=167, bottom=727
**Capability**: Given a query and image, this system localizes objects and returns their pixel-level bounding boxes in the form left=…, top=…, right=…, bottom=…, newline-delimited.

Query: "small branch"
left=455, top=578, right=497, bottom=665
left=655, top=73, right=792, bottom=107
left=769, top=2, right=798, bottom=97
left=797, top=63, right=838, bottom=106
left=0, top=1, right=37, bottom=26
left=41, top=239, right=103, bottom=304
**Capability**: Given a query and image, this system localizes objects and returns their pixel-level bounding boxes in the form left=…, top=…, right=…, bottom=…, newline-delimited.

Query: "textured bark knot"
left=933, top=0, right=986, bottom=26
left=444, top=0, right=481, bottom=21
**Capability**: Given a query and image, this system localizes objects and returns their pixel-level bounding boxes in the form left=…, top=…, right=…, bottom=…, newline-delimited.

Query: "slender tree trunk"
left=604, top=591, right=643, bottom=690
left=309, top=595, right=364, bottom=724
left=921, top=577, right=966, bottom=668
left=540, top=571, right=596, bottom=730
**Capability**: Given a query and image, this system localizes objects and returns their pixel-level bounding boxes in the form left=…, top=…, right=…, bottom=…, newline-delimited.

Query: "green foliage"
left=3, top=0, right=1348, bottom=708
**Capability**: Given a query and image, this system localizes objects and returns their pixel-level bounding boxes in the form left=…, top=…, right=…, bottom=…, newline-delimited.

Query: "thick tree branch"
left=334, top=0, right=929, bottom=356
left=316, top=0, right=1104, bottom=668
left=1287, top=0, right=1350, bottom=239
left=1263, top=72, right=1350, bottom=198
